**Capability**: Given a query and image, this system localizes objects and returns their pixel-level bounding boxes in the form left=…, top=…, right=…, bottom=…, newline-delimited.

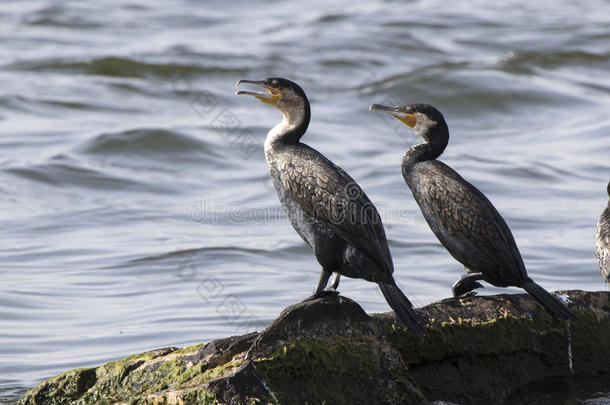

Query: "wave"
left=498, top=50, right=610, bottom=70
left=125, top=242, right=311, bottom=267
left=78, top=128, right=219, bottom=158
left=4, top=155, right=164, bottom=192
left=6, top=56, right=248, bottom=79
left=0, top=93, right=144, bottom=115
left=20, top=4, right=104, bottom=29
left=128, top=246, right=268, bottom=264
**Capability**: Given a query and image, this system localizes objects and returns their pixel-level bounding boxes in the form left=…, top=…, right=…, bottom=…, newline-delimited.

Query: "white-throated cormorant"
left=596, top=181, right=610, bottom=284
left=236, top=78, right=425, bottom=336
left=370, top=103, right=575, bottom=319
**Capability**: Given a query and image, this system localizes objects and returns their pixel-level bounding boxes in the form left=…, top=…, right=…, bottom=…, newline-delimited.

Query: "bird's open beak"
left=369, top=104, right=417, bottom=128
left=235, top=80, right=282, bottom=105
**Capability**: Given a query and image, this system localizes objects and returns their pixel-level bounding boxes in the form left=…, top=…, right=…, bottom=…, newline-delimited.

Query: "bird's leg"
left=326, top=272, right=341, bottom=292
left=452, top=272, right=485, bottom=297
left=303, top=268, right=338, bottom=301
left=314, top=268, right=332, bottom=294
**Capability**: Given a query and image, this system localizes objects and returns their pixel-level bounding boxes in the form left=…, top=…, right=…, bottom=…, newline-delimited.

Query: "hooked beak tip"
left=369, top=104, right=394, bottom=112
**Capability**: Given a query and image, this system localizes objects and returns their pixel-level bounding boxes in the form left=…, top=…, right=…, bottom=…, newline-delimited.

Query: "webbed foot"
left=452, top=273, right=485, bottom=297
left=303, top=290, right=340, bottom=302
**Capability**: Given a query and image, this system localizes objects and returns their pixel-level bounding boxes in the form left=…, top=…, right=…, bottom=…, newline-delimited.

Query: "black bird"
left=236, top=78, right=425, bottom=336
left=596, top=181, right=610, bottom=284
left=370, top=103, right=575, bottom=319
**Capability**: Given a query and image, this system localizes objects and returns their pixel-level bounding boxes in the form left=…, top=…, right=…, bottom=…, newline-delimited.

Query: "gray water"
left=1, top=0, right=609, bottom=403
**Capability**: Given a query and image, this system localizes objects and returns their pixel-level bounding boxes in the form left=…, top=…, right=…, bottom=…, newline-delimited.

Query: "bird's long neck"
left=264, top=103, right=310, bottom=155
left=401, top=122, right=449, bottom=174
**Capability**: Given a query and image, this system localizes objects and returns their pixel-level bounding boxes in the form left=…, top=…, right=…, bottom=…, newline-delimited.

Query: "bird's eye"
left=408, top=107, right=416, bottom=114
left=272, top=80, right=278, bottom=86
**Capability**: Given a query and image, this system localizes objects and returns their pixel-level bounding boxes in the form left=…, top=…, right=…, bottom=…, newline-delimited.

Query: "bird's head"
left=369, top=103, right=446, bottom=142
left=235, top=77, right=309, bottom=118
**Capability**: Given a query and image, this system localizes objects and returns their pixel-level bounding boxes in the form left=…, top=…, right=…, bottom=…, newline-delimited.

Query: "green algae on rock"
left=248, top=296, right=425, bottom=405
left=18, top=290, right=610, bottom=405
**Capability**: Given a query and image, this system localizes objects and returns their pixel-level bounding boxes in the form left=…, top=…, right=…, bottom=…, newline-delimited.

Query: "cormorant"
left=596, top=181, right=610, bottom=284
left=236, top=78, right=425, bottom=336
left=370, top=103, right=575, bottom=319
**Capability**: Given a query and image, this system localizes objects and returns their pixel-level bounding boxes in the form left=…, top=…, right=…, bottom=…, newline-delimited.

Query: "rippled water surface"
left=1, top=0, right=609, bottom=402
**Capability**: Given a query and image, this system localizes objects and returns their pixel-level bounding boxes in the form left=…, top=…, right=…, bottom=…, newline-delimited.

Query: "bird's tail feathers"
left=379, top=282, right=426, bottom=337
left=523, top=281, right=576, bottom=320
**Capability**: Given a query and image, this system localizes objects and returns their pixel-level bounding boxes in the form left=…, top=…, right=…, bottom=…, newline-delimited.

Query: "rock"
left=17, top=290, right=610, bottom=405
left=249, top=295, right=425, bottom=404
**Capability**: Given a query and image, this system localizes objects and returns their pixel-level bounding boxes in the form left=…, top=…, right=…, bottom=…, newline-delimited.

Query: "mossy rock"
left=254, top=337, right=424, bottom=405
left=18, top=290, right=610, bottom=405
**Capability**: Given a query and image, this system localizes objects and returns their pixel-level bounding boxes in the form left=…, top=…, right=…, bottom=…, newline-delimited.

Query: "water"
left=1, top=0, right=609, bottom=403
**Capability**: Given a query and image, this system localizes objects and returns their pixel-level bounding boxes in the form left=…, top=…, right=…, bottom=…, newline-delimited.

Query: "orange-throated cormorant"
left=370, top=102, right=575, bottom=319
left=236, top=78, right=425, bottom=336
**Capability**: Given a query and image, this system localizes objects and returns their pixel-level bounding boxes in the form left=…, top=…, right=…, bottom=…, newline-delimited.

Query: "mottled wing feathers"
left=278, top=146, right=394, bottom=274
left=596, top=207, right=610, bottom=283
left=416, top=162, right=527, bottom=280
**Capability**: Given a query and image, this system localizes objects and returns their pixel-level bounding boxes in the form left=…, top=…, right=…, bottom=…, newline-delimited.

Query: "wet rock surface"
left=18, top=290, right=610, bottom=405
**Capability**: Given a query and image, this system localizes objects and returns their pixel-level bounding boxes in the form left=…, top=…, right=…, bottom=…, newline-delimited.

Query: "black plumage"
left=370, top=103, right=575, bottom=320
left=237, top=78, right=425, bottom=336
left=275, top=146, right=394, bottom=277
